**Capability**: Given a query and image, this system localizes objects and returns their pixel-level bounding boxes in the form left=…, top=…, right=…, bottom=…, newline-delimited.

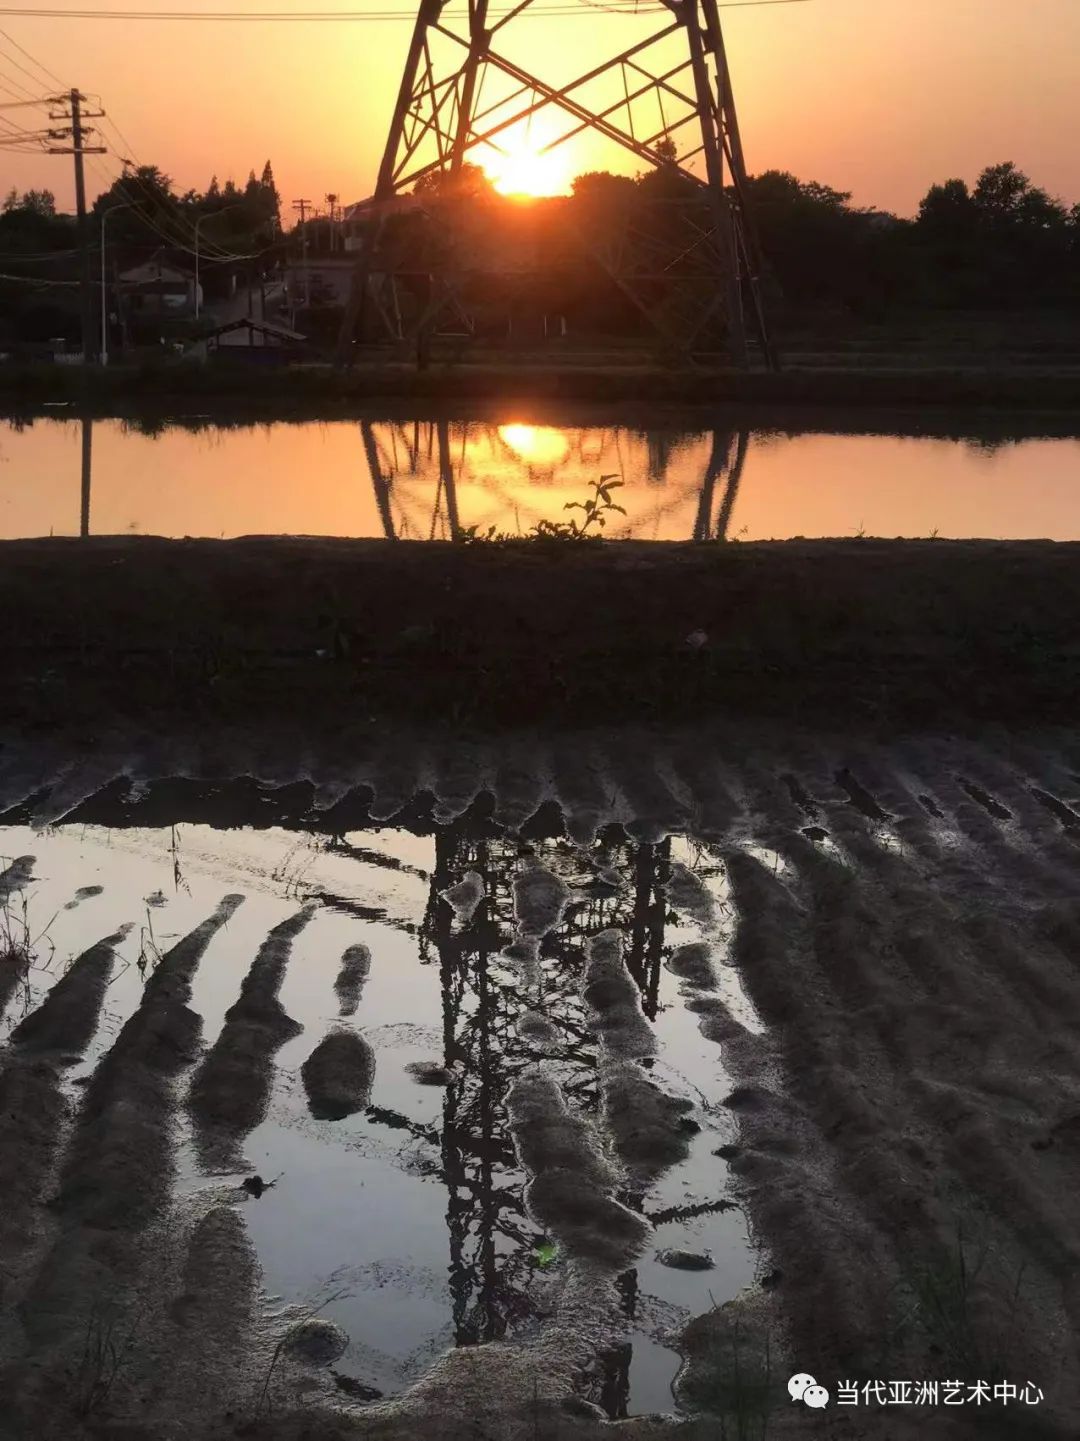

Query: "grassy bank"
left=5, top=536, right=1079, bottom=735
left=2, top=358, right=1080, bottom=415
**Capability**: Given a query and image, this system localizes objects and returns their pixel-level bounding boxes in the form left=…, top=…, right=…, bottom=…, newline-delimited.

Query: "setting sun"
left=484, top=134, right=571, bottom=198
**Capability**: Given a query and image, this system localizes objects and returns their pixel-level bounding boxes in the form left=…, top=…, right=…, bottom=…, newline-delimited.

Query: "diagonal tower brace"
left=336, top=0, right=775, bottom=368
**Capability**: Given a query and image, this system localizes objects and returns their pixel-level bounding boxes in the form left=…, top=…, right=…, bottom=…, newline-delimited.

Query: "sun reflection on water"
left=497, top=423, right=572, bottom=468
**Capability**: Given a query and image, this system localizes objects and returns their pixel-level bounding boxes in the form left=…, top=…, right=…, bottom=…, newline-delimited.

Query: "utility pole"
left=292, top=198, right=312, bottom=307
left=48, top=89, right=106, bottom=363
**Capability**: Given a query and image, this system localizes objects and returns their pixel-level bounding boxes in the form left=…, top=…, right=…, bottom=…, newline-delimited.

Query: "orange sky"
left=0, top=0, right=1077, bottom=220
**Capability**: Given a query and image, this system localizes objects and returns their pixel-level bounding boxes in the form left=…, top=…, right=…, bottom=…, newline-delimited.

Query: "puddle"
left=0, top=817, right=765, bottom=1417
left=3, top=415, right=1080, bottom=541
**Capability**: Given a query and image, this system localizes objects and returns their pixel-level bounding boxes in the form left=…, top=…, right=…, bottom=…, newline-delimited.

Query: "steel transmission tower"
left=336, top=0, right=775, bottom=368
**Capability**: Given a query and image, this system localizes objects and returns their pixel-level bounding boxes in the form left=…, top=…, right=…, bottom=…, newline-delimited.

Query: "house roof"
left=119, top=260, right=194, bottom=283
left=206, top=317, right=306, bottom=342
left=343, top=193, right=424, bottom=223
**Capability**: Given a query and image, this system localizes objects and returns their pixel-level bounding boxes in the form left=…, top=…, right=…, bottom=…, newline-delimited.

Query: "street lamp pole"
left=100, top=200, right=135, bottom=366
left=195, top=201, right=245, bottom=320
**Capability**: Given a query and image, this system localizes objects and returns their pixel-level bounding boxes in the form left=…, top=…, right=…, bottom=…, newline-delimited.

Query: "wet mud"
left=188, top=905, right=313, bottom=1169
left=334, top=943, right=371, bottom=1018
left=301, top=1028, right=376, bottom=1119
left=0, top=726, right=1079, bottom=1440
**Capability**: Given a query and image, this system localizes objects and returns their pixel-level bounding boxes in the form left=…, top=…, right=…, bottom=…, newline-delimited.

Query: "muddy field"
left=1, top=726, right=1079, bottom=1441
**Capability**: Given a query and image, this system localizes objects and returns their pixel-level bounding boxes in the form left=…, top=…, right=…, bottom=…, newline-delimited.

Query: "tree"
left=973, top=162, right=1068, bottom=229
left=260, top=159, right=281, bottom=232
left=22, top=189, right=56, bottom=217
left=654, top=136, right=678, bottom=168
left=413, top=161, right=494, bottom=201
left=974, top=162, right=1030, bottom=221
left=2, top=188, right=56, bottom=216
left=571, top=170, right=636, bottom=206
left=918, top=178, right=974, bottom=233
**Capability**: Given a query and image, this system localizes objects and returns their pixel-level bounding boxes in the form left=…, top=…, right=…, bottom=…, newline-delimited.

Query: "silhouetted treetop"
left=413, top=162, right=494, bottom=201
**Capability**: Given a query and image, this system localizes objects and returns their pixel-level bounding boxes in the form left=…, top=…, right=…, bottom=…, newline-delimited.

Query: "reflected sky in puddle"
left=2, top=413, right=1079, bottom=541
left=0, top=817, right=764, bottom=1416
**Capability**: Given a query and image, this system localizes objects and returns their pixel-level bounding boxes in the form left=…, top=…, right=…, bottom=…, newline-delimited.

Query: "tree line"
left=0, top=161, right=282, bottom=345
left=0, top=153, right=1076, bottom=347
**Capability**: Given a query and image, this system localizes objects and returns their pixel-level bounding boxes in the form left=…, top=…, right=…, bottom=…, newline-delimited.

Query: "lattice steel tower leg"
left=336, top=0, right=774, bottom=368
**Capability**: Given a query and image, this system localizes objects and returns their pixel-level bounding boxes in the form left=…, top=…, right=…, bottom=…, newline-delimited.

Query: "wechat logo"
left=789, top=1373, right=830, bottom=1409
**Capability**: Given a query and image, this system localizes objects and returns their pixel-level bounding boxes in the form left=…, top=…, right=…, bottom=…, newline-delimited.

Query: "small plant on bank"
left=460, top=475, right=626, bottom=544
left=533, top=474, right=626, bottom=540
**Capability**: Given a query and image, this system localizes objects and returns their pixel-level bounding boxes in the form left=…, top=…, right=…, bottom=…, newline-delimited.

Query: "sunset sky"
left=0, top=0, right=1076, bottom=220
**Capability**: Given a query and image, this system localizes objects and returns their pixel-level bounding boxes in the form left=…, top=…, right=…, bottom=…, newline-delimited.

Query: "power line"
left=0, top=65, right=48, bottom=102
left=0, top=246, right=80, bottom=258
left=0, top=25, right=65, bottom=87
left=0, top=268, right=80, bottom=283
left=0, top=0, right=808, bottom=19
left=0, top=36, right=55, bottom=89
left=86, top=155, right=272, bottom=263
left=87, top=154, right=249, bottom=260
left=97, top=118, right=234, bottom=253
left=89, top=111, right=251, bottom=259
left=0, top=73, right=49, bottom=106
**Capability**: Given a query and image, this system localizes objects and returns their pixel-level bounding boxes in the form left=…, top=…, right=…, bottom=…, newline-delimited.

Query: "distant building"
left=341, top=193, right=423, bottom=251
left=284, top=256, right=355, bottom=308
left=202, top=316, right=307, bottom=361
left=118, top=258, right=201, bottom=316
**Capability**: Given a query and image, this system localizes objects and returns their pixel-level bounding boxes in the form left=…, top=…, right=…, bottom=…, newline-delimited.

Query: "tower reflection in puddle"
left=359, top=419, right=749, bottom=542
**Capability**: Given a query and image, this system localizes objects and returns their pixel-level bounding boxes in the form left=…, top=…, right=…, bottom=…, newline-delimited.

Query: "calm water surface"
left=1, top=815, right=759, bottom=1416
left=2, top=413, right=1079, bottom=540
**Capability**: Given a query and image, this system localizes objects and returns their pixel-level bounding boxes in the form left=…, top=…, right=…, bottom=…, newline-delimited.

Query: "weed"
left=534, top=1240, right=557, bottom=1268
left=907, top=1227, right=1026, bottom=1380
left=882, top=1215, right=1031, bottom=1384
left=0, top=893, right=37, bottom=971
left=1, top=891, right=57, bottom=1018
left=461, top=475, right=626, bottom=544
left=684, top=1307, right=773, bottom=1441
left=136, top=907, right=163, bottom=977
left=73, top=1304, right=138, bottom=1417
left=170, top=824, right=188, bottom=894
left=252, top=1286, right=350, bottom=1417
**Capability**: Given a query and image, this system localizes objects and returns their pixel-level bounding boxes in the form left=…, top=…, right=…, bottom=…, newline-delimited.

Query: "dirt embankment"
left=5, top=536, right=1080, bottom=735
left=4, top=355, right=1080, bottom=411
